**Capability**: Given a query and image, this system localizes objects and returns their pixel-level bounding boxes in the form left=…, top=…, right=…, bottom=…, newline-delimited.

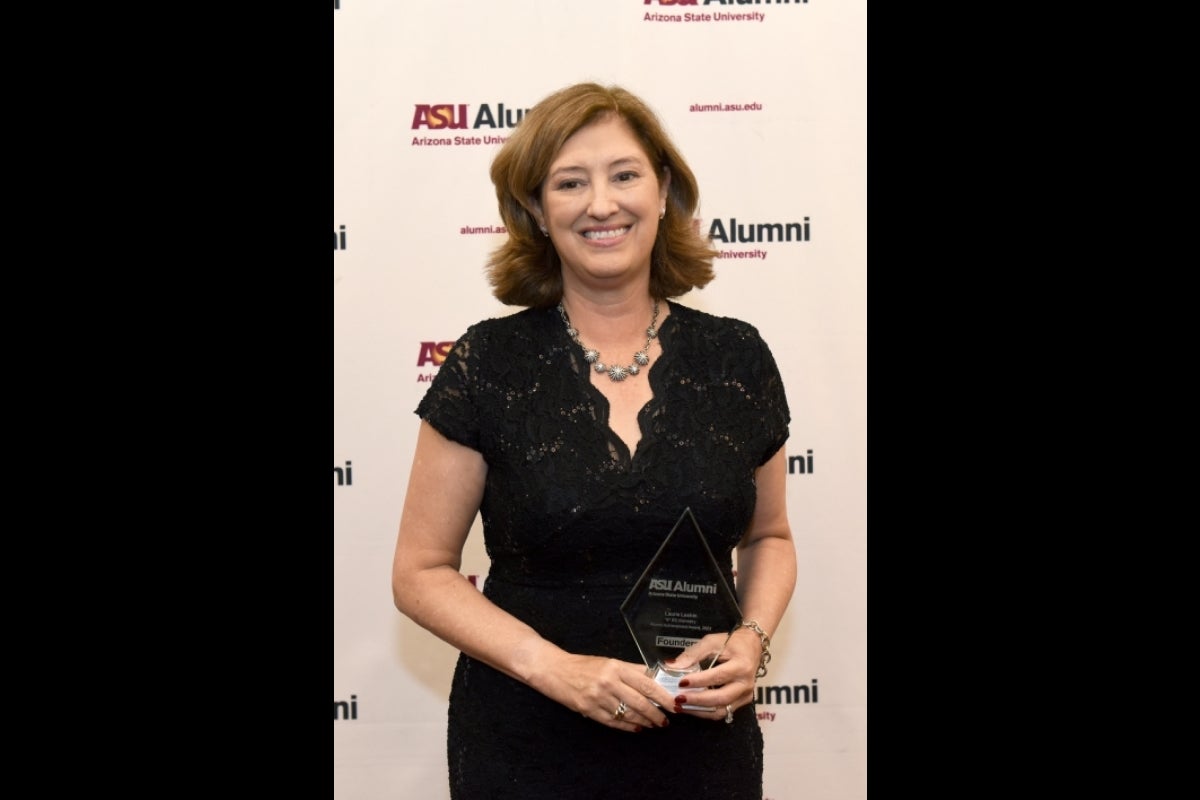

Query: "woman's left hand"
left=664, top=627, right=762, bottom=722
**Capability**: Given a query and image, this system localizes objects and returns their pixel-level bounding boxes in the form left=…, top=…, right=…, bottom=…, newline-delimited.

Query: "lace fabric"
left=417, top=300, right=790, bottom=799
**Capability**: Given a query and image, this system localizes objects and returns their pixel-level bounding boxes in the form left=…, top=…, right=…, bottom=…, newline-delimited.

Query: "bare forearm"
left=734, top=449, right=796, bottom=639
left=735, top=535, right=797, bottom=638
left=394, top=562, right=562, bottom=686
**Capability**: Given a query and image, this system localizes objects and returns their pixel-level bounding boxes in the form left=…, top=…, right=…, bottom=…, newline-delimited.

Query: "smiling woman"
left=392, top=82, right=797, bottom=800
left=486, top=83, right=717, bottom=309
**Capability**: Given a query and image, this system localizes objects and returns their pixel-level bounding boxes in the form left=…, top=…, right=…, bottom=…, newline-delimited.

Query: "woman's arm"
left=733, top=445, right=797, bottom=648
left=668, top=446, right=796, bottom=718
left=392, top=420, right=675, bottom=730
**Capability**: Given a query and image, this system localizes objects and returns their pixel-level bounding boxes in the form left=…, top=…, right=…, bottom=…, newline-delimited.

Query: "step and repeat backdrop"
left=334, top=2, right=865, bottom=798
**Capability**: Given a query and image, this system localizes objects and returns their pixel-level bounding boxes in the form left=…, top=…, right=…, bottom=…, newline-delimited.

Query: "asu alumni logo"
left=649, top=578, right=718, bottom=594
left=411, top=102, right=531, bottom=146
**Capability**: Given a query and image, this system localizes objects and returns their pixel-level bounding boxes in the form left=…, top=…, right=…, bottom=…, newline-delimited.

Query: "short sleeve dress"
left=416, top=300, right=790, bottom=800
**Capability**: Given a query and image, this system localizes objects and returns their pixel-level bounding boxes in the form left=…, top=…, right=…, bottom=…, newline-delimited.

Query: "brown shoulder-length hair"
left=487, top=83, right=717, bottom=308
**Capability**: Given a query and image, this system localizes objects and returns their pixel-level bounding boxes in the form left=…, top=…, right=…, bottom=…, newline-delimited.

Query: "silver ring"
left=725, top=705, right=734, bottom=724
left=613, top=701, right=628, bottom=720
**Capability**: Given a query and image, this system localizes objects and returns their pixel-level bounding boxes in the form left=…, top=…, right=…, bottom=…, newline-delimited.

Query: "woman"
left=392, top=82, right=796, bottom=799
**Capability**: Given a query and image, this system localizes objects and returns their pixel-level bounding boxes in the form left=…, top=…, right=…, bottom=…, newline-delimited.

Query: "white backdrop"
left=334, top=2, right=865, bottom=798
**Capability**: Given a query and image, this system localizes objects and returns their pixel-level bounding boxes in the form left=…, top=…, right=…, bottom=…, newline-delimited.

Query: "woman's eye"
left=557, top=179, right=582, bottom=190
left=615, top=172, right=638, bottom=182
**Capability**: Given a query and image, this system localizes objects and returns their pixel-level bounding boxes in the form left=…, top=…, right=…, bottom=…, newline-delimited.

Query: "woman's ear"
left=527, top=196, right=545, bottom=232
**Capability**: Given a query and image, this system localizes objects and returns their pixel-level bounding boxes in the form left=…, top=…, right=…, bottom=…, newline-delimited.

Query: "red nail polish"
left=634, top=725, right=644, bottom=733
left=679, top=679, right=691, bottom=688
left=674, top=695, right=687, bottom=706
left=660, top=717, right=670, bottom=727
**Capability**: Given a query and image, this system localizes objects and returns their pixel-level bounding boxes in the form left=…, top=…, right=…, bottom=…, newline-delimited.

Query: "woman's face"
left=533, top=114, right=670, bottom=294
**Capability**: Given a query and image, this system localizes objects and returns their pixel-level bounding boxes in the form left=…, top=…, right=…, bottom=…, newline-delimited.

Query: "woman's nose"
left=586, top=184, right=618, bottom=219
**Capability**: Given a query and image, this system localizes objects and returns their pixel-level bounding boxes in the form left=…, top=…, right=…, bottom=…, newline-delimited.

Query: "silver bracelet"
left=741, top=620, right=772, bottom=678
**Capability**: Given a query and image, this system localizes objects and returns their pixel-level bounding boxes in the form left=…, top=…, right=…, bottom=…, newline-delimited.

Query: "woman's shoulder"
left=666, top=300, right=768, bottom=346
left=457, top=306, right=556, bottom=345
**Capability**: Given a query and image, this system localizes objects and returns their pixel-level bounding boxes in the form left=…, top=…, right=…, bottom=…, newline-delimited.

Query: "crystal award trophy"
left=620, top=507, right=743, bottom=711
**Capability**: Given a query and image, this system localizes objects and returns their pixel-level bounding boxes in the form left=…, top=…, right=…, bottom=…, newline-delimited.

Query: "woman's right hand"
left=532, top=651, right=676, bottom=732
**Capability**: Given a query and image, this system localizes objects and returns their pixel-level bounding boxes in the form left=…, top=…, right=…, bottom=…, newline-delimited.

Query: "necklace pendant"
left=558, top=299, right=660, bottom=383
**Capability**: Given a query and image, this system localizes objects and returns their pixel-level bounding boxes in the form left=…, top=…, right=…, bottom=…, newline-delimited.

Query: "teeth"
left=583, top=227, right=629, bottom=240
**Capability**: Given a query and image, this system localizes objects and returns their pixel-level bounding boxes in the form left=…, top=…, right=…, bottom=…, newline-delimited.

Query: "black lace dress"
left=416, top=301, right=790, bottom=800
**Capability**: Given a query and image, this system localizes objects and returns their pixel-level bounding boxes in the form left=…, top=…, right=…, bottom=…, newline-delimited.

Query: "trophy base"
left=647, top=662, right=716, bottom=712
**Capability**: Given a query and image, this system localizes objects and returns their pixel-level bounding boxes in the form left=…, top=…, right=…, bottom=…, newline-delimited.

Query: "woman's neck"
left=558, top=288, right=663, bottom=351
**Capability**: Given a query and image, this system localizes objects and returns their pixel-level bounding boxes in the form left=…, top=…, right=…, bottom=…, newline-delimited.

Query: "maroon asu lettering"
left=417, top=341, right=455, bottom=367
left=412, top=104, right=469, bottom=130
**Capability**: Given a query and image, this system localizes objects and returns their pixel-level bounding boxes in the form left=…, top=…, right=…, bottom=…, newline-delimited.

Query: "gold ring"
left=613, top=701, right=628, bottom=720
left=725, top=705, right=734, bottom=724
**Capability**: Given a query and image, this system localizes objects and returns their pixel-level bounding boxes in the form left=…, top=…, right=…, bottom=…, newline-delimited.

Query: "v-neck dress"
left=416, top=300, right=790, bottom=800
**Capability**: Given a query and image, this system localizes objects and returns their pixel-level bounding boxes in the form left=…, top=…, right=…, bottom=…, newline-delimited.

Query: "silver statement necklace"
left=557, top=300, right=661, bottom=382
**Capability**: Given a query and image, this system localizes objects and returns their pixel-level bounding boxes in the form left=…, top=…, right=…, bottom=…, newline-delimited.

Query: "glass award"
left=620, top=507, right=743, bottom=711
